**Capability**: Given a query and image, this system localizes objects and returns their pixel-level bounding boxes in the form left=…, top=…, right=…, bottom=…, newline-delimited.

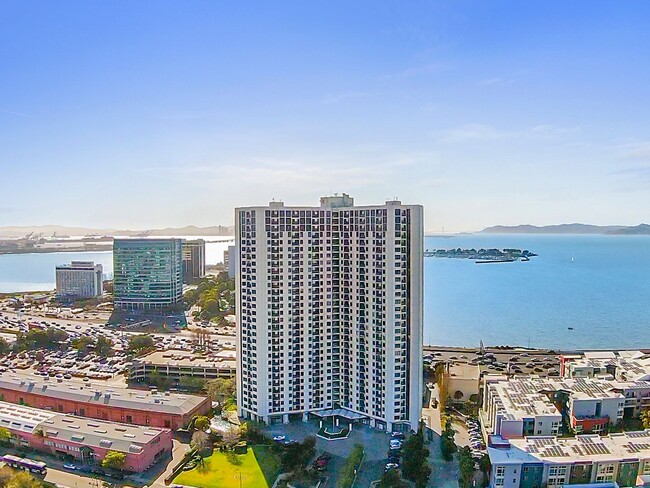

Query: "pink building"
left=0, top=401, right=173, bottom=473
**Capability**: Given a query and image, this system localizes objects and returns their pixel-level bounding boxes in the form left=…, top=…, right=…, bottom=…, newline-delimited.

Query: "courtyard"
left=262, top=419, right=403, bottom=487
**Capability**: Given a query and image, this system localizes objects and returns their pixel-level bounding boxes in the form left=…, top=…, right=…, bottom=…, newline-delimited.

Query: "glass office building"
left=113, top=239, right=183, bottom=310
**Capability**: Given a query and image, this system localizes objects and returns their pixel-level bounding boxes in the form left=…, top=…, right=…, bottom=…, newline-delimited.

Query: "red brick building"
left=0, top=401, right=173, bottom=473
left=0, top=372, right=211, bottom=430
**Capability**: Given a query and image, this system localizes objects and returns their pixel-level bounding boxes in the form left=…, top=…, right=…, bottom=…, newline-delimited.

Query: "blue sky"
left=1, top=1, right=649, bottom=232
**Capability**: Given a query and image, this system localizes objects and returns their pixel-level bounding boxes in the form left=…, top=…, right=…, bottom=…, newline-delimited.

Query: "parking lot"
left=0, top=304, right=236, bottom=385
left=425, top=346, right=561, bottom=377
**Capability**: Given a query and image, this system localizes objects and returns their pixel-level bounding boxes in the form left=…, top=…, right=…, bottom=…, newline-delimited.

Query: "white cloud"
left=476, top=77, right=514, bottom=86
left=321, top=91, right=374, bottom=104
left=439, top=123, right=579, bottom=143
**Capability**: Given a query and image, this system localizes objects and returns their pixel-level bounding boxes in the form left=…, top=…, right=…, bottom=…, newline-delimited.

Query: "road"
left=44, top=468, right=106, bottom=488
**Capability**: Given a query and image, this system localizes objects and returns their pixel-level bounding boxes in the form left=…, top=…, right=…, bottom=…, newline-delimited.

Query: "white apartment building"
left=235, top=194, right=423, bottom=432
left=55, top=261, right=103, bottom=299
left=481, top=376, right=650, bottom=439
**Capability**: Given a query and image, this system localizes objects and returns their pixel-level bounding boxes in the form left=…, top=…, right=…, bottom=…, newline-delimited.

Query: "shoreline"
left=0, top=246, right=112, bottom=256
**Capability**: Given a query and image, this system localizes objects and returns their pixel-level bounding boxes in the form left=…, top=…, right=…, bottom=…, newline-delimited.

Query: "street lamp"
left=235, top=472, right=247, bottom=487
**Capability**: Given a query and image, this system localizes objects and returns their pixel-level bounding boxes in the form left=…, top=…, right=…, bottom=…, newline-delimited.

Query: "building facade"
left=0, top=372, right=211, bottom=430
left=481, top=376, right=650, bottom=439
left=130, top=350, right=235, bottom=384
left=224, top=245, right=236, bottom=279
left=236, top=194, right=424, bottom=432
left=55, top=261, right=103, bottom=299
left=182, top=239, right=206, bottom=284
left=0, top=401, right=172, bottom=473
left=487, top=432, right=650, bottom=488
left=113, top=239, right=183, bottom=310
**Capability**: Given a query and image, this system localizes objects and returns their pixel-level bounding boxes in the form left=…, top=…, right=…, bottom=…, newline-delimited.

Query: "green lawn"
left=174, top=446, right=281, bottom=488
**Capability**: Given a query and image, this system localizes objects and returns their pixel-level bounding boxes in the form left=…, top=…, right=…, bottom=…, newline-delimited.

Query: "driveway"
left=263, top=420, right=394, bottom=485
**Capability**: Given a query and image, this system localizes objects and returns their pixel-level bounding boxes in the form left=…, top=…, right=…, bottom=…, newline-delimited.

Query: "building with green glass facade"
left=113, top=238, right=183, bottom=310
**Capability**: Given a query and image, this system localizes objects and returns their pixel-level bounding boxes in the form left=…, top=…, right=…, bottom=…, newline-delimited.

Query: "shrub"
left=337, top=444, right=363, bottom=488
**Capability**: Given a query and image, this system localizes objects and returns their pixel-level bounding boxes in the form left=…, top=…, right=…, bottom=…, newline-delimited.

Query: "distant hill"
left=609, top=224, right=650, bottom=235
left=0, top=225, right=234, bottom=238
left=480, top=223, right=650, bottom=235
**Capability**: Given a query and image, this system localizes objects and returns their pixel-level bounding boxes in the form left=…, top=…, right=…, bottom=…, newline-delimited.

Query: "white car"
left=273, top=435, right=286, bottom=442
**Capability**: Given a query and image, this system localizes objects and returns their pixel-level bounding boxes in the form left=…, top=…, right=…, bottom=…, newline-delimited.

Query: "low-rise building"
left=0, top=371, right=211, bottom=430
left=0, top=401, right=172, bottom=472
left=444, top=363, right=481, bottom=403
left=561, top=351, right=650, bottom=382
left=487, top=432, right=650, bottom=488
left=482, top=376, right=650, bottom=438
left=130, top=350, right=235, bottom=384
left=55, top=261, right=103, bottom=299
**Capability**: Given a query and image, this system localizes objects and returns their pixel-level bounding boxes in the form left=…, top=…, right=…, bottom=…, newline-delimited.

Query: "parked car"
left=272, top=435, right=286, bottom=442
left=391, top=432, right=406, bottom=439
left=389, top=439, right=403, bottom=449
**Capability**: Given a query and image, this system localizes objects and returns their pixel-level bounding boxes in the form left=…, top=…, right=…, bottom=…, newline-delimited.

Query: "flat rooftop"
left=565, top=351, right=650, bottom=382
left=486, top=376, right=645, bottom=421
left=506, top=431, right=650, bottom=463
left=0, top=401, right=167, bottom=453
left=135, top=349, right=236, bottom=369
left=0, top=370, right=208, bottom=415
left=43, top=411, right=167, bottom=453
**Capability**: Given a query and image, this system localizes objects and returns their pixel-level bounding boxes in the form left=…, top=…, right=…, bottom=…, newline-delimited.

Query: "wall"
left=500, top=419, right=524, bottom=439
left=0, top=387, right=211, bottom=430
left=491, top=463, right=522, bottom=488
left=13, top=428, right=173, bottom=473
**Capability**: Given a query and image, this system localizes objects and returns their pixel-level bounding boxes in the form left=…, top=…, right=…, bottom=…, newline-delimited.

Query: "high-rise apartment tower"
left=236, top=194, right=423, bottom=432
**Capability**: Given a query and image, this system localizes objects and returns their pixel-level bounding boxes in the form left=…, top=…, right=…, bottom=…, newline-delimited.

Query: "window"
left=548, top=465, right=567, bottom=486
left=596, top=463, right=615, bottom=482
left=495, top=466, right=505, bottom=486
left=643, top=461, right=650, bottom=475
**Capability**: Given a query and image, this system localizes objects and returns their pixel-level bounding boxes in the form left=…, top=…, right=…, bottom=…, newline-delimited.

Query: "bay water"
left=1, top=234, right=648, bottom=350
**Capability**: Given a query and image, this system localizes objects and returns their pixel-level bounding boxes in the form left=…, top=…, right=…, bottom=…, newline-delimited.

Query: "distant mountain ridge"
left=0, top=225, right=234, bottom=238
left=481, top=223, right=650, bottom=235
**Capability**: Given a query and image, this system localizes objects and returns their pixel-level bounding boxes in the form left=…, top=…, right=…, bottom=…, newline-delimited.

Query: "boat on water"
left=568, top=327, right=574, bottom=330
left=475, top=259, right=515, bottom=264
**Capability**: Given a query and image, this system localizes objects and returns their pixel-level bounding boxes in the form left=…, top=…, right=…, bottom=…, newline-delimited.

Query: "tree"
left=101, top=451, right=126, bottom=471
left=440, top=420, right=457, bottom=461
left=0, top=427, right=11, bottom=444
left=5, top=470, right=44, bottom=488
left=337, top=444, right=363, bottom=488
left=95, top=335, right=114, bottom=357
left=379, top=469, right=406, bottom=487
left=458, top=446, right=475, bottom=488
left=191, top=430, right=212, bottom=454
left=282, top=436, right=316, bottom=472
left=454, top=390, right=464, bottom=400
left=642, top=409, right=650, bottom=429
left=205, top=377, right=236, bottom=405
left=16, top=328, right=69, bottom=352
left=179, top=376, right=205, bottom=391
left=72, top=336, right=94, bottom=355
left=401, top=426, right=432, bottom=488
left=194, top=416, right=210, bottom=431
left=127, top=335, right=154, bottom=354
left=0, top=338, right=10, bottom=356
left=147, top=371, right=171, bottom=391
